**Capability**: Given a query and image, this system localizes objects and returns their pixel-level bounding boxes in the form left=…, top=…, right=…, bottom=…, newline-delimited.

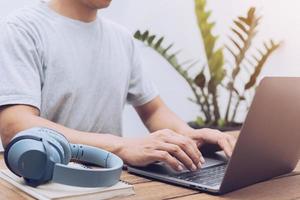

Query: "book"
left=0, top=169, right=135, bottom=200
left=0, top=140, right=3, bottom=153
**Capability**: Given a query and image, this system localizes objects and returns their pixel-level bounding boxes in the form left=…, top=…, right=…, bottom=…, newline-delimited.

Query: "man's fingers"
left=151, top=150, right=183, bottom=171
left=218, top=139, right=232, bottom=157
left=193, top=129, right=236, bottom=157
left=157, top=142, right=200, bottom=171
left=223, top=135, right=236, bottom=156
left=228, top=135, right=237, bottom=150
left=164, top=133, right=204, bottom=168
left=195, top=129, right=220, bottom=144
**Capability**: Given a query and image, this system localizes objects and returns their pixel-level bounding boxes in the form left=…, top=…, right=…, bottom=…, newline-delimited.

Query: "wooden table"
left=1, top=153, right=300, bottom=200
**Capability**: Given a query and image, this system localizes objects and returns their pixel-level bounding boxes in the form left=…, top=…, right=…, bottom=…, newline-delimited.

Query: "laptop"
left=128, top=77, right=300, bottom=194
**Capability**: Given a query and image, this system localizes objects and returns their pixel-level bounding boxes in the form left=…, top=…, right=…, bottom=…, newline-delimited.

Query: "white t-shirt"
left=0, top=2, right=158, bottom=136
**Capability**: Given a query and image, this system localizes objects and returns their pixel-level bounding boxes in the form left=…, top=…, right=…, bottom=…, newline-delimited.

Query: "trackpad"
left=178, top=154, right=227, bottom=172
left=202, top=156, right=226, bottom=168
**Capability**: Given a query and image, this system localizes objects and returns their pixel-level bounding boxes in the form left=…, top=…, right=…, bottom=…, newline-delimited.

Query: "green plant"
left=134, top=0, right=280, bottom=129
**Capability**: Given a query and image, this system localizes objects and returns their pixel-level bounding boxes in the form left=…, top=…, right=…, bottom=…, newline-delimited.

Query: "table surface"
left=1, top=148, right=300, bottom=200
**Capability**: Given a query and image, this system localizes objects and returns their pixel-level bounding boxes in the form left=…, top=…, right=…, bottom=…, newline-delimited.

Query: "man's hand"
left=135, top=97, right=237, bottom=159
left=118, top=129, right=205, bottom=171
left=185, top=128, right=237, bottom=157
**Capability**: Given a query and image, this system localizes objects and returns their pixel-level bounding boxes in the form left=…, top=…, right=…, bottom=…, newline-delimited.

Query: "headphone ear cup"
left=11, top=127, right=72, bottom=164
left=6, top=138, right=61, bottom=184
left=4, top=128, right=67, bottom=186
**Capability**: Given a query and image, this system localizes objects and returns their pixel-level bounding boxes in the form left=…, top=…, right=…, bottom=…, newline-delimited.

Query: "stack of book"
left=0, top=168, right=134, bottom=200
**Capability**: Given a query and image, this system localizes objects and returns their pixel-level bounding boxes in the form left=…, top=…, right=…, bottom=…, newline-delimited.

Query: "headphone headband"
left=53, top=144, right=123, bottom=187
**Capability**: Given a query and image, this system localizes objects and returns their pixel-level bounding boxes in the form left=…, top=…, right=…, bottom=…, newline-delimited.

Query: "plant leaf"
left=247, top=7, right=256, bottom=20
left=147, top=35, right=156, bottom=45
left=238, top=17, right=250, bottom=26
left=162, top=43, right=174, bottom=55
left=194, top=72, right=206, bottom=89
left=234, top=20, right=248, bottom=34
left=141, top=30, right=149, bottom=41
left=225, top=44, right=236, bottom=58
left=134, top=30, right=142, bottom=38
left=154, top=37, right=164, bottom=49
left=231, top=28, right=246, bottom=42
left=244, top=40, right=280, bottom=90
left=229, top=36, right=243, bottom=51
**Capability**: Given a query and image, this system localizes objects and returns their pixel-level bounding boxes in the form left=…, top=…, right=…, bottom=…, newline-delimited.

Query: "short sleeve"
left=0, top=22, right=42, bottom=109
left=126, top=39, right=159, bottom=107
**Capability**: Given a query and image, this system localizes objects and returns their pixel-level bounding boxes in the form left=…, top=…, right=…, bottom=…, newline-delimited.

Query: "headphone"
left=4, top=127, right=123, bottom=187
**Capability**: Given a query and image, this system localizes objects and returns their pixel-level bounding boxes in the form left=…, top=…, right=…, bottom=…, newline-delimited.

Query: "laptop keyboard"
left=170, top=164, right=227, bottom=187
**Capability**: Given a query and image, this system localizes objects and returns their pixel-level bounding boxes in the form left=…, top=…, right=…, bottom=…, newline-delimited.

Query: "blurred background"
left=0, top=0, right=299, bottom=144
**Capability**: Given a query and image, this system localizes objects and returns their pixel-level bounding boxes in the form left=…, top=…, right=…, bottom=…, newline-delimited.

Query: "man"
left=0, top=0, right=236, bottom=172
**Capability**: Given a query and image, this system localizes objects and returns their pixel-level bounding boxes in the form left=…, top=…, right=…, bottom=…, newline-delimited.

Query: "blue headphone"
left=4, top=127, right=123, bottom=187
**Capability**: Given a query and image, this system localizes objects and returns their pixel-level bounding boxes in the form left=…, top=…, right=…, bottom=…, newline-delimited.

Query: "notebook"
left=0, top=140, right=3, bottom=153
left=0, top=168, right=135, bottom=200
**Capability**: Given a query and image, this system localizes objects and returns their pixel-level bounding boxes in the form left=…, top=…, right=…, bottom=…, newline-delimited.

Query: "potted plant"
left=134, top=0, right=280, bottom=131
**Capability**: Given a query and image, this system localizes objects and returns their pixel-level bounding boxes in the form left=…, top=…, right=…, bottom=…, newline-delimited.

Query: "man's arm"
left=0, top=105, right=124, bottom=153
left=135, top=96, right=194, bottom=134
left=135, top=96, right=236, bottom=157
left=0, top=104, right=204, bottom=171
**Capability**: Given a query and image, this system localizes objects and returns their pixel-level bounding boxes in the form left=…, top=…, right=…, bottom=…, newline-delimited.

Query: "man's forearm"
left=0, top=105, right=124, bottom=154
left=139, top=102, right=194, bottom=135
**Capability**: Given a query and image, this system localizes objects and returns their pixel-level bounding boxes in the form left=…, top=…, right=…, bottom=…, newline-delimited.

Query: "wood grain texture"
left=112, top=181, right=200, bottom=200
left=120, top=171, right=151, bottom=184
left=173, top=174, right=300, bottom=200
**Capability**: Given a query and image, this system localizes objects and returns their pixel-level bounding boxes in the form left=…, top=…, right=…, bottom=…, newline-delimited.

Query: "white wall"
left=101, top=0, right=300, bottom=137
left=0, top=0, right=299, bottom=141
